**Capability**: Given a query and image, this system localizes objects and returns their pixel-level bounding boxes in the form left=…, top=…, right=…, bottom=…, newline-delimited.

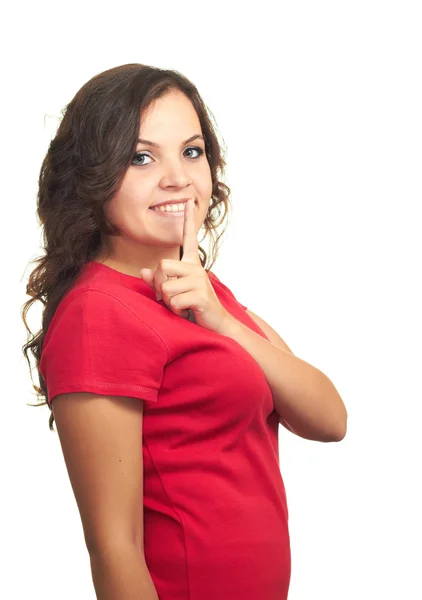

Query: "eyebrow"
left=137, top=134, right=204, bottom=148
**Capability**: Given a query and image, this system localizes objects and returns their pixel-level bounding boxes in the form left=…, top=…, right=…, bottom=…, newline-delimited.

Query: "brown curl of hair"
left=21, top=63, right=232, bottom=431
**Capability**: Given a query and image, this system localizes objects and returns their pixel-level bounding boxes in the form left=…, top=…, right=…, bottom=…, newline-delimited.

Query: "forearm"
left=220, top=315, right=347, bottom=442
left=89, top=543, right=159, bottom=599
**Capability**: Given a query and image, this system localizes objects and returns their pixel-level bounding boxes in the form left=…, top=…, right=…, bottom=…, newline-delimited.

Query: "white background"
left=2, top=1, right=421, bottom=598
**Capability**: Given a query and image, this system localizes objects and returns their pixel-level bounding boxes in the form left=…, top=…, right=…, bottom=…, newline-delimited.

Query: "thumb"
left=139, top=268, right=155, bottom=290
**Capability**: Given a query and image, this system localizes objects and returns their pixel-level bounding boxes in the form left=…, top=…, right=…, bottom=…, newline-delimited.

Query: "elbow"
left=326, top=413, right=348, bottom=443
left=326, top=390, right=348, bottom=442
left=328, top=428, right=347, bottom=442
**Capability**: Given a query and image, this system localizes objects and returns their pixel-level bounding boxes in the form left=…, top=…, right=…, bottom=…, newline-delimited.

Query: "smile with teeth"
left=151, top=202, right=187, bottom=212
left=149, top=199, right=194, bottom=217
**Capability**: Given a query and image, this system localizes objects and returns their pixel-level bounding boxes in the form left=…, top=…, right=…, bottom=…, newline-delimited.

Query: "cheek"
left=103, top=198, right=133, bottom=230
left=104, top=198, right=123, bottom=225
left=109, top=187, right=148, bottom=218
left=198, top=172, right=213, bottom=202
left=198, top=200, right=211, bottom=226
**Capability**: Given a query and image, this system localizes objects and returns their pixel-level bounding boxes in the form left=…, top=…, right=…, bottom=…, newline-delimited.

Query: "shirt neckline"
left=84, top=261, right=149, bottom=292
left=84, top=260, right=215, bottom=292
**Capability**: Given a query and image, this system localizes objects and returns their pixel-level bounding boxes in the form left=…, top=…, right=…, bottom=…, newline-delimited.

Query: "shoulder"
left=57, top=279, right=152, bottom=324
left=208, top=271, right=293, bottom=354
left=45, top=286, right=169, bottom=358
left=244, top=308, right=294, bottom=355
left=40, top=285, right=170, bottom=405
left=52, top=287, right=132, bottom=330
left=208, top=270, right=247, bottom=309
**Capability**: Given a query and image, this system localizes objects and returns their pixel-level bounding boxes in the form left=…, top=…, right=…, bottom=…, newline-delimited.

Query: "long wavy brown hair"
left=21, top=63, right=232, bottom=431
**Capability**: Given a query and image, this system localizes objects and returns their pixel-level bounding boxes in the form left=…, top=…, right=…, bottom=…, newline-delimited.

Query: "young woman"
left=22, top=63, right=347, bottom=599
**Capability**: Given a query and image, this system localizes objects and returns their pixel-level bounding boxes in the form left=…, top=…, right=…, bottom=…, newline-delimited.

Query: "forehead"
left=139, top=91, right=200, bottom=139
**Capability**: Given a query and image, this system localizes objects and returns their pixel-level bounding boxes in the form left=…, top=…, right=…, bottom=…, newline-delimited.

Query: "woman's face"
left=100, top=89, right=213, bottom=273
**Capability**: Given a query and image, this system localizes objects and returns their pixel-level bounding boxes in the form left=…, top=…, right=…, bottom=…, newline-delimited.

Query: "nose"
left=159, top=157, right=191, bottom=189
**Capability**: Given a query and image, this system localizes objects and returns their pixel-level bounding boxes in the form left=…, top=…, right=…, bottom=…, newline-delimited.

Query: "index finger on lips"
left=181, top=198, right=199, bottom=264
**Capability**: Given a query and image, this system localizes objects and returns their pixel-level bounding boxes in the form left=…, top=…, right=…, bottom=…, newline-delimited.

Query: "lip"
left=149, top=197, right=193, bottom=209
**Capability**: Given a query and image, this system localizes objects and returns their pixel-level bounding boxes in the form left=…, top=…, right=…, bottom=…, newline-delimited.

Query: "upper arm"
left=245, top=309, right=294, bottom=355
left=52, top=392, right=146, bottom=554
left=245, top=308, right=298, bottom=434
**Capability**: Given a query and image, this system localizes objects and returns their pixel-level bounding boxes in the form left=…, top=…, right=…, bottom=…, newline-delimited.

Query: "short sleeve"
left=209, top=271, right=248, bottom=311
left=39, top=289, right=169, bottom=407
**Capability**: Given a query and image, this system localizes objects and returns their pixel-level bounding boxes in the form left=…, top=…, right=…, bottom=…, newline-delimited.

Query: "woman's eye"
left=132, top=146, right=204, bottom=167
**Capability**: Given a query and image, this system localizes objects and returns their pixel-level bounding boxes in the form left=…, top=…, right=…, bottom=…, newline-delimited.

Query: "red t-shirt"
left=40, top=261, right=291, bottom=599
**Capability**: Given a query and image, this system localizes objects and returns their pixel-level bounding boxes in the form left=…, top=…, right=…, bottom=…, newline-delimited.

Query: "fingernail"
left=156, top=293, right=162, bottom=301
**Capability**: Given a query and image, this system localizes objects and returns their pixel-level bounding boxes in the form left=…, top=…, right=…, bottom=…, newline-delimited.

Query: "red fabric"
left=40, top=261, right=291, bottom=599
